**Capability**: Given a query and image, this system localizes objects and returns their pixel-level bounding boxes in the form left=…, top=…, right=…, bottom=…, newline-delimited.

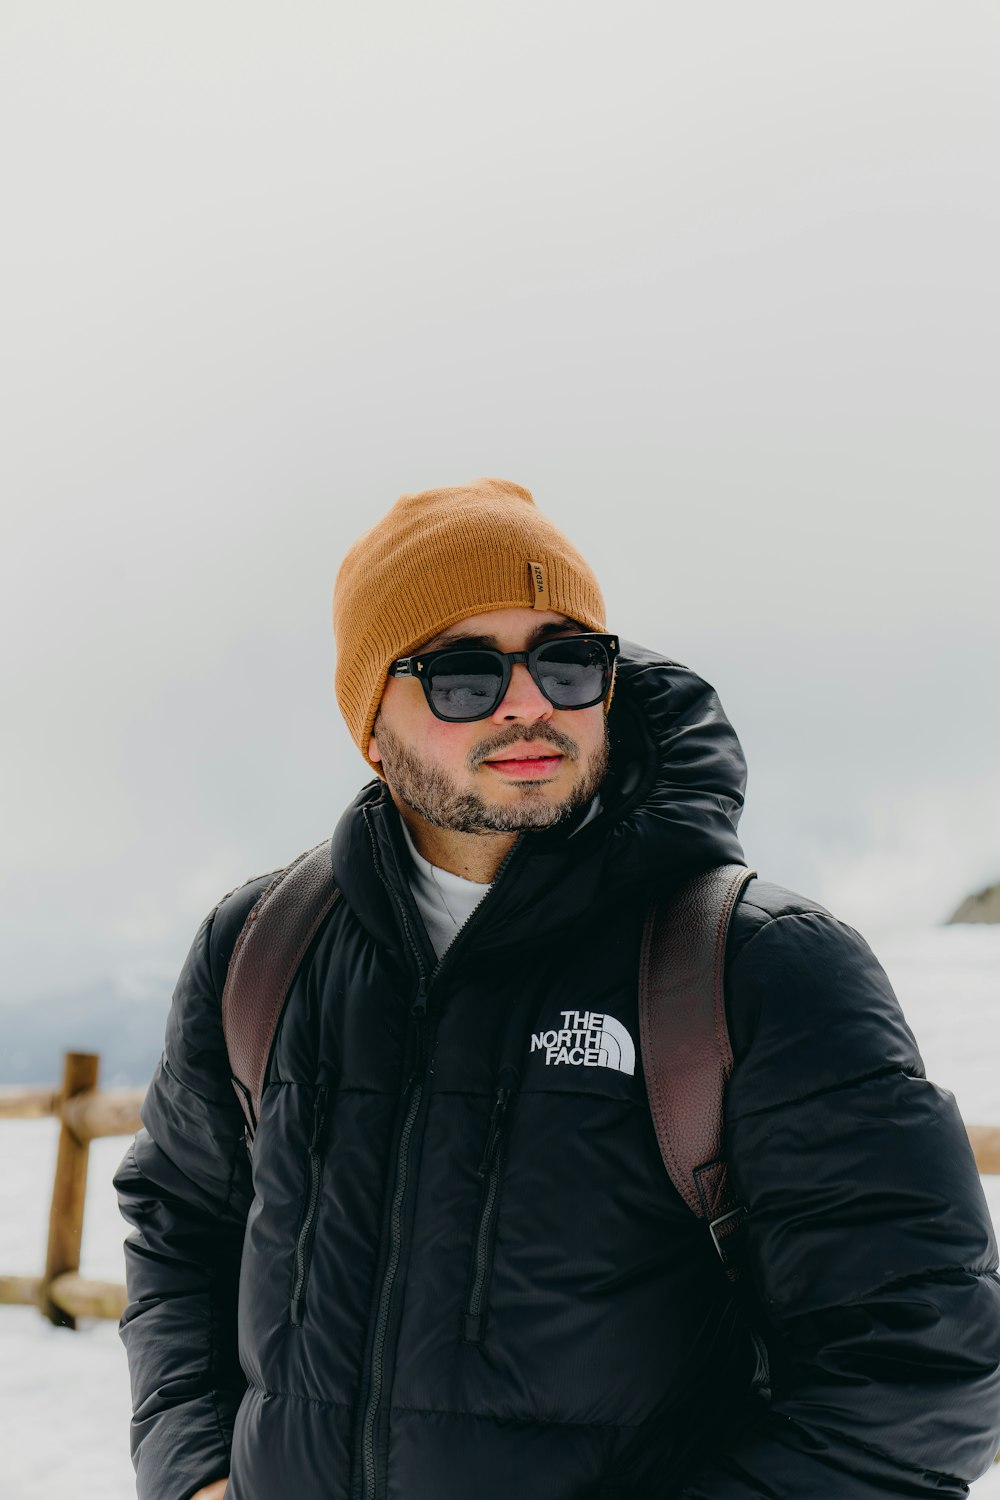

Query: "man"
left=116, top=478, right=1000, bottom=1500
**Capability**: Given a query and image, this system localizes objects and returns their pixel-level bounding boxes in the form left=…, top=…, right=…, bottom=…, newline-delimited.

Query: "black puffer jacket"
left=115, top=643, right=1000, bottom=1500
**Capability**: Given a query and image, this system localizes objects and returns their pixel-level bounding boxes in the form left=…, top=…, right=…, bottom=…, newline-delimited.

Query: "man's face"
left=368, top=607, right=611, bottom=834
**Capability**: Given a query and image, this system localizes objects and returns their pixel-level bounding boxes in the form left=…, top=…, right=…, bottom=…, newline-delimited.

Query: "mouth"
left=481, top=751, right=565, bottom=779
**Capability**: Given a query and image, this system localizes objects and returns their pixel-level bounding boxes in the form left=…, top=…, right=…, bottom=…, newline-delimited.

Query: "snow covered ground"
left=1, top=924, right=999, bottom=1499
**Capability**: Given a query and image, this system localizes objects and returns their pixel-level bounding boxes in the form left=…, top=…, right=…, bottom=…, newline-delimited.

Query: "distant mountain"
left=948, top=881, right=1000, bottom=925
left=2, top=975, right=172, bottom=1087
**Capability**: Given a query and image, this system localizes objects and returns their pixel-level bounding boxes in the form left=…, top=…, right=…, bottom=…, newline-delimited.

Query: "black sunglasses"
left=387, top=632, right=620, bottom=723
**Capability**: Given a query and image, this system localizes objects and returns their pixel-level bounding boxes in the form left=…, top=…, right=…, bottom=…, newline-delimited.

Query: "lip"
left=482, top=752, right=564, bottom=778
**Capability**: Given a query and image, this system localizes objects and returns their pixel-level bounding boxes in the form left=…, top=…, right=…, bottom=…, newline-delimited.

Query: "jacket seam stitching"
left=389, top=1402, right=639, bottom=1429
left=514, top=1089, right=646, bottom=1101
left=207, top=1267, right=234, bottom=1456
left=244, top=1382, right=355, bottom=1411
left=241, top=1385, right=640, bottom=1429
left=726, top=1064, right=909, bottom=1122
left=781, top=1262, right=1000, bottom=1318
left=736, top=897, right=827, bottom=924
left=728, top=908, right=853, bottom=966
left=159, top=1052, right=237, bottom=1111
left=780, top=1413, right=965, bottom=1489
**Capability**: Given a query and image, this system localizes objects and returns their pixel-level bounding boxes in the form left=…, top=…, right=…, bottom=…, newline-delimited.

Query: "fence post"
left=41, top=1052, right=99, bottom=1328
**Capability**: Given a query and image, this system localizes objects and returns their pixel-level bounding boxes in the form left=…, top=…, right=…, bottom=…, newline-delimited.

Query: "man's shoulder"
left=723, top=874, right=883, bottom=1008
left=721, top=874, right=921, bottom=1080
left=727, top=876, right=836, bottom=966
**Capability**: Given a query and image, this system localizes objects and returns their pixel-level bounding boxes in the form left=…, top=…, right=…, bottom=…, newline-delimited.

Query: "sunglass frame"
left=387, top=632, right=620, bottom=723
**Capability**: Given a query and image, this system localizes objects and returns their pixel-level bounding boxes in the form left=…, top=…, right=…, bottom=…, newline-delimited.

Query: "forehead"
left=420, top=607, right=580, bottom=652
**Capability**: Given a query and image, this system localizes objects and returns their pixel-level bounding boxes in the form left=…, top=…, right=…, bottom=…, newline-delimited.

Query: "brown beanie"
left=333, top=478, right=607, bottom=774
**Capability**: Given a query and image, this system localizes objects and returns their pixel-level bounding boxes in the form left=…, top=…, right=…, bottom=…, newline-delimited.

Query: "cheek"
left=381, top=687, right=476, bottom=771
left=572, top=708, right=608, bottom=760
left=421, top=720, right=475, bottom=767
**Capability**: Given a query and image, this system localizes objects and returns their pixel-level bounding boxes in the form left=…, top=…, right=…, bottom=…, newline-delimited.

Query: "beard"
left=371, top=711, right=610, bottom=834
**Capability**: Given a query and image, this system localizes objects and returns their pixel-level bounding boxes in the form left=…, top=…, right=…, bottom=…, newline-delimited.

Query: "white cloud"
left=815, top=769, right=1000, bottom=936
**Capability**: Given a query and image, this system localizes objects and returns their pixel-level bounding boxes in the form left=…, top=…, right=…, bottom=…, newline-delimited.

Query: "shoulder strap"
left=639, top=863, right=756, bottom=1281
left=221, top=838, right=340, bottom=1142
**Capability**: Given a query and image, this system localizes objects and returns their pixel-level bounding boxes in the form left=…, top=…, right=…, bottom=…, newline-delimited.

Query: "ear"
left=368, top=732, right=382, bottom=764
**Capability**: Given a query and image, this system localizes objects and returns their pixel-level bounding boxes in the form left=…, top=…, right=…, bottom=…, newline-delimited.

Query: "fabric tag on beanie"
left=528, top=560, right=551, bottom=609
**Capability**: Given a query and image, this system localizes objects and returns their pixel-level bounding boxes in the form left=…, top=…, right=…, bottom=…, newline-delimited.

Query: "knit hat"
left=333, top=478, right=608, bottom=774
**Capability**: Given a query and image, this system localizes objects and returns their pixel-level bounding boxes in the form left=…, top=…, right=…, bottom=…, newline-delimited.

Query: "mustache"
left=469, top=722, right=579, bottom=769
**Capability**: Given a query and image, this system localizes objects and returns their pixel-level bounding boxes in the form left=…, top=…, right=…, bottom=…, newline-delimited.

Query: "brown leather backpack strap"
left=639, top=863, right=757, bottom=1281
left=221, top=838, right=340, bottom=1141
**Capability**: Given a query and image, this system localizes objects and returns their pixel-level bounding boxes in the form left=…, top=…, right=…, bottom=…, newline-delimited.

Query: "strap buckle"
left=709, top=1205, right=745, bottom=1263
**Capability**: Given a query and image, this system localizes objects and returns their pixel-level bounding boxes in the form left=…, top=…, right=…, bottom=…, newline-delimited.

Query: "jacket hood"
left=331, top=641, right=747, bottom=962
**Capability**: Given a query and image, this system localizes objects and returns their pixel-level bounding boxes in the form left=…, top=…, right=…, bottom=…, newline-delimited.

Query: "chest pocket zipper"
left=463, top=1082, right=512, bottom=1343
left=290, top=1085, right=328, bottom=1327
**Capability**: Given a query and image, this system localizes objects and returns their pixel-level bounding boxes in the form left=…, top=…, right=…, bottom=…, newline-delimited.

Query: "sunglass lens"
left=536, top=639, right=608, bottom=706
left=427, top=651, right=504, bottom=719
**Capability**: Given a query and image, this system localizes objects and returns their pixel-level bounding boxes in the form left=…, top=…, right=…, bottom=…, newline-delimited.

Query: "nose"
left=491, top=661, right=554, bottom=723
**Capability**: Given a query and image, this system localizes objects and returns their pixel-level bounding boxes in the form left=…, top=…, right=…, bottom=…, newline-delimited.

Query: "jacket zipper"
left=464, top=1084, right=510, bottom=1343
left=290, top=1084, right=328, bottom=1327
left=355, top=809, right=524, bottom=1500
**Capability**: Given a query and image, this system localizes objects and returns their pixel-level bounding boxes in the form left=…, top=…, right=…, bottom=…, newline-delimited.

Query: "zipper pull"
left=477, top=1086, right=510, bottom=1177
left=407, top=977, right=429, bottom=1085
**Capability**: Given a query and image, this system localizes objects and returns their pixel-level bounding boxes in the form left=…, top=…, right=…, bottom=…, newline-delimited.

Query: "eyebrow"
left=425, top=619, right=583, bottom=652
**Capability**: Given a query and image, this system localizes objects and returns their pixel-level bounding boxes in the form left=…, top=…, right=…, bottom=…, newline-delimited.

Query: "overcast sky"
left=2, top=2, right=998, bottom=1013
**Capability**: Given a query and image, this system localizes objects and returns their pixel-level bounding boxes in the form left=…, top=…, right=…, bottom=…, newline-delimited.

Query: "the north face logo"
left=530, top=1010, right=636, bottom=1075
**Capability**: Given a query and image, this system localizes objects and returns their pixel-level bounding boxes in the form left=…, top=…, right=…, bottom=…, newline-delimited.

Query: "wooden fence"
left=1, top=1050, right=1000, bottom=1330
left=0, top=1052, right=143, bottom=1327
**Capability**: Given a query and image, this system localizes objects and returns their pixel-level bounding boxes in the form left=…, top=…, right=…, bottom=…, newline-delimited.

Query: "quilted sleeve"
left=113, top=903, right=253, bottom=1500
left=681, top=911, right=1000, bottom=1499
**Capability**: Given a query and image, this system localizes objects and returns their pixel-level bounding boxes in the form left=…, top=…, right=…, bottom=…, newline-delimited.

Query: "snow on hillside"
left=1, top=925, right=998, bottom=1500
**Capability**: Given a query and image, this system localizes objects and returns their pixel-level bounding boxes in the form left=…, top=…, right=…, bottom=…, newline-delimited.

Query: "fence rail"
left=0, top=1053, right=143, bottom=1327
left=1, top=1051, right=999, bottom=1329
